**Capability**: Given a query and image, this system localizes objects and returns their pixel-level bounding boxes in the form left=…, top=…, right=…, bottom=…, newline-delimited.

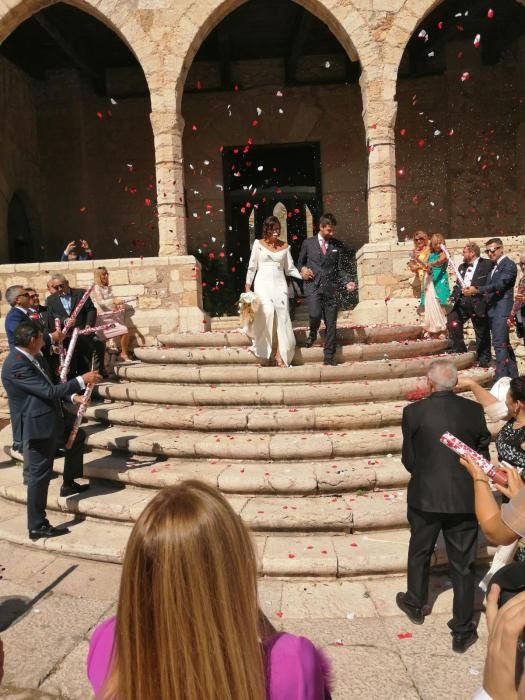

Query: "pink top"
left=87, top=617, right=332, bottom=699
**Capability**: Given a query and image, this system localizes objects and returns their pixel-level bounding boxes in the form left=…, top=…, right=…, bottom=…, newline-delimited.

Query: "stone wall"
left=396, top=42, right=525, bottom=240
left=182, top=68, right=367, bottom=254
left=33, top=70, right=159, bottom=262
left=0, top=256, right=209, bottom=344
left=0, top=57, right=41, bottom=262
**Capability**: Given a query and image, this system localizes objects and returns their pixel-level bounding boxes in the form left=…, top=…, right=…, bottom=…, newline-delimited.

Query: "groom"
left=298, top=213, right=355, bottom=366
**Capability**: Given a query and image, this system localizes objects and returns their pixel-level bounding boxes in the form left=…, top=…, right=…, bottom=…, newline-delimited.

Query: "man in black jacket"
left=447, top=242, right=492, bottom=367
left=297, top=213, right=355, bottom=365
left=1, top=320, right=101, bottom=539
left=46, top=273, right=102, bottom=376
left=397, top=359, right=491, bottom=653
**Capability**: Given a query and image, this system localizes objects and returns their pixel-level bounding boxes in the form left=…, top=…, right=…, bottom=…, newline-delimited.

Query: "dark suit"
left=1, top=349, right=84, bottom=530
left=401, top=391, right=491, bottom=634
left=5, top=307, right=29, bottom=348
left=5, top=307, right=55, bottom=354
left=447, top=258, right=492, bottom=364
left=46, top=289, right=101, bottom=376
left=297, top=236, right=352, bottom=360
left=477, top=256, right=518, bottom=379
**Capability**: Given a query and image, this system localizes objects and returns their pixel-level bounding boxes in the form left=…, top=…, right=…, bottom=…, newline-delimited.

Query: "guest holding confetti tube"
left=45, top=274, right=105, bottom=377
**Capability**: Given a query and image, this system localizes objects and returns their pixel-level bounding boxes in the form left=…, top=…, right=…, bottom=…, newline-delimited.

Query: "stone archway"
left=0, top=1, right=158, bottom=262
left=177, top=0, right=368, bottom=313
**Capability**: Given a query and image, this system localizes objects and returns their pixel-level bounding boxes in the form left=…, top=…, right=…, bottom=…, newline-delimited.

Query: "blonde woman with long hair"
left=87, top=481, right=332, bottom=699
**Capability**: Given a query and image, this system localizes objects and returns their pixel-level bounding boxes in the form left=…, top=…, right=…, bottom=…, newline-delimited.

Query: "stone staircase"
left=0, top=323, right=495, bottom=577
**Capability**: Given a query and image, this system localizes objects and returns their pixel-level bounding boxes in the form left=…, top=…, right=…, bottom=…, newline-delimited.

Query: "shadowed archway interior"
left=395, top=0, right=525, bottom=241
left=0, top=3, right=158, bottom=263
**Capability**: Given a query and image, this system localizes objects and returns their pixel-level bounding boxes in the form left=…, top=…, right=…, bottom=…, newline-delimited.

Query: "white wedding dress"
left=245, top=239, right=303, bottom=366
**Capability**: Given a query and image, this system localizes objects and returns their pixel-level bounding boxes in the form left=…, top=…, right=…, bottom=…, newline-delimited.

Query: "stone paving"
left=0, top=540, right=489, bottom=700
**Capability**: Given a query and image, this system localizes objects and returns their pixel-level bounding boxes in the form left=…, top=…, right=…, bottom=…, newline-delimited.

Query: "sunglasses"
left=16, top=292, right=29, bottom=298
left=485, top=246, right=501, bottom=254
left=52, top=283, right=67, bottom=290
left=414, top=237, right=426, bottom=242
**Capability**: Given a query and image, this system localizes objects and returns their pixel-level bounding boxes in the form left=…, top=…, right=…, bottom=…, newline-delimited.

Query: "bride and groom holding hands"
left=244, top=212, right=356, bottom=367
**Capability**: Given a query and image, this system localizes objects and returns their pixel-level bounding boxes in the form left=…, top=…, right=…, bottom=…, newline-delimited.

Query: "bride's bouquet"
left=238, top=291, right=260, bottom=337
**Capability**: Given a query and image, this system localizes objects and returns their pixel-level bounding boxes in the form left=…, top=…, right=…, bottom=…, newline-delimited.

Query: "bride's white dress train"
left=245, top=239, right=303, bottom=367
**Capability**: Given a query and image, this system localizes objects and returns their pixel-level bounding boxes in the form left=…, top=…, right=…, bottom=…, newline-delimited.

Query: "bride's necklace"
left=265, top=238, right=281, bottom=250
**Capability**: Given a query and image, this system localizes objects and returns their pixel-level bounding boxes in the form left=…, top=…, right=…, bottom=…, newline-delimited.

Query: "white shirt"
left=15, top=346, right=85, bottom=400
left=318, top=233, right=329, bottom=252
left=14, top=305, right=28, bottom=314
left=490, top=254, right=507, bottom=278
left=463, top=258, right=479, bottom=287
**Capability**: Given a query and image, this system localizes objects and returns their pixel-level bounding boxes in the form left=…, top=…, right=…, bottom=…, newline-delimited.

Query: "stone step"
left=134, top=338, right=448, bottom=365
left=113, top=353, right=475, bottom=386
left=0, top=497, right=493, bottom=576
left=0, top=465, right=408, bottom=532
left=96, top=364, right=492, bottom=406
left=78, top=450, right=408, bottom=493
left=83, top=422, right=404, bottom=460
left=85, top=399, right=406, bottom=432
left=158, top=323, right=423, bottom=348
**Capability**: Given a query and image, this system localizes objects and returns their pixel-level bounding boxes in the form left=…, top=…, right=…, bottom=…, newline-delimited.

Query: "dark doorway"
left=223, top=142, right=322, bottom=294
left=7, top=192, right=38, bottom=263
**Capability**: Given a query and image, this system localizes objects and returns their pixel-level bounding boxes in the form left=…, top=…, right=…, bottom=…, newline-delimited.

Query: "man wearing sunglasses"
left=45, top=274, right=101, bottom=377
left=4, top=285, right=62, bottom=350
left=463, top=238, right=518, bottom=379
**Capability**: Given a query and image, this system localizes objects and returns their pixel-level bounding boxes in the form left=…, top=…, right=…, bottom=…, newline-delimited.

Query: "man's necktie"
left=320, top=239, right=327, bottom=256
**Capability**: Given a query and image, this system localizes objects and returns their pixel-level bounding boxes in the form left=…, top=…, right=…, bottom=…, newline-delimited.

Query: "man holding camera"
left=61, top=239, right=93, bottom=262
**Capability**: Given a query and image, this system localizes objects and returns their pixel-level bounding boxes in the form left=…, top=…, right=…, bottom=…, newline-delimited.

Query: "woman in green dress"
left=422, top=233, right=450, bottom=336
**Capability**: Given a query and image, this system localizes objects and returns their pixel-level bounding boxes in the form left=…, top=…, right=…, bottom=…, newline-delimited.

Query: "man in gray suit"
left=297, top=213, right=355, bottom=365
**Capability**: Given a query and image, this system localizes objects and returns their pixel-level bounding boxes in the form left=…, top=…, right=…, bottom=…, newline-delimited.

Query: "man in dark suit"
left=4, top=285, right=62, bottom=354
left=464, top=238, right=518, bottom=379
left=397, top=359, right=491, bottom=654
left=297, top=213, right=356, bottom=365
left=46, top=274, right=102, bottom=376
left=447, top=242, right=492, bottom=367
left=1, top=320, right=101, bottom=539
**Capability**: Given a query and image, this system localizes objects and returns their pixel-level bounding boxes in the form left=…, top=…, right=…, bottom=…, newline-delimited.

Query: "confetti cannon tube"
left=440, top=244, right=466, bottom=288
left=440, top=431, right=508, bottom=486
left=62, top=284, right=95, bottom=336
left=59, top=327, right=79, bottom=383
left=55, top=318, right=66, bottom=368
left=77, top=323, right=114, bottom=336
left=66, top=383, right=94, bottom=449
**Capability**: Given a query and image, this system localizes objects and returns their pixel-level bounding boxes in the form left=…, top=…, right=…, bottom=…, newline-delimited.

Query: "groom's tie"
left=320, top=239, right=327, bottom=256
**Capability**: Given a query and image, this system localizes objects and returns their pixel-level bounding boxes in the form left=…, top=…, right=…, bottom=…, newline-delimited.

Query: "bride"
left=245, top=216, right=303, bottom=367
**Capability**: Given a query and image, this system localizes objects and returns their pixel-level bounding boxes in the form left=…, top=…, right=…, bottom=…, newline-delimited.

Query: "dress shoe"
left=323, top=359, right=338, bottom=366
left=395, top=592, right=424, bottom=625
left=304, top=336, right=316, bottom=349
left=60, top=481, right=90, bottom=497
left=29, top=524, right=69, bottom=540
left=452, top=629, right=478, bottom=654
left=478, top=361, right=491, bottom=369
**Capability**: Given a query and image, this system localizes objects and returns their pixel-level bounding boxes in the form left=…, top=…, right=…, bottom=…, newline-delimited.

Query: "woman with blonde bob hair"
left=87, top=481, right=331, bottom=700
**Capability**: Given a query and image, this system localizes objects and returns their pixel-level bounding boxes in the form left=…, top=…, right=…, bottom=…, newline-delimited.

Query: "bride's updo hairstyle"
left=262, top=216, right=281, bottom=240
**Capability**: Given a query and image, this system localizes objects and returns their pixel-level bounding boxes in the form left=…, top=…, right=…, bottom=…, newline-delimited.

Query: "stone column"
left=361, top=74, right=398, bottom=244
left=150, top=111, right=187, bottom=256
